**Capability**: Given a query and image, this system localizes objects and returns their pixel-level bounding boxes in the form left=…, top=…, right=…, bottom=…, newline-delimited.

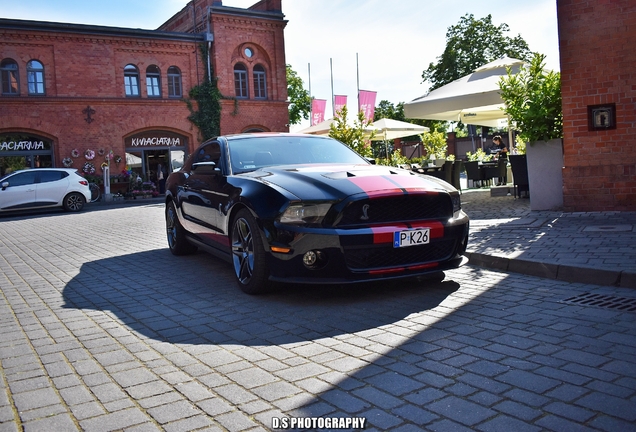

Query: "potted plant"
left=499, top=53, right=563, bottom=210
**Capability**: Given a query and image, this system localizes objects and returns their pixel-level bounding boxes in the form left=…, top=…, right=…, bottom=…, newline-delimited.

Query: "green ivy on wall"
left=185, top=45, right=239, bottom=142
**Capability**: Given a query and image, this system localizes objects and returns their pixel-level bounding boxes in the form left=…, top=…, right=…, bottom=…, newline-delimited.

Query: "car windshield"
left=228, top=135, right=369, bottom=174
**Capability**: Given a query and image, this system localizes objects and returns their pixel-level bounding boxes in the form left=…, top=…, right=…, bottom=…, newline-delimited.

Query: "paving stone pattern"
left=0, top=203, right=635, bottom=431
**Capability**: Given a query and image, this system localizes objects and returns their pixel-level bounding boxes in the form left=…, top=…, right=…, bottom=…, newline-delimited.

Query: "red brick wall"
left=0, top=27, right=200, bottom=166
left=160, top=0, right=289, bottom=134
left=558, top=0, right=636, bottom=211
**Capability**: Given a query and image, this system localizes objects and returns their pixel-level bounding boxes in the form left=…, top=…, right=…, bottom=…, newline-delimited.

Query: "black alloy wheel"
left=166, top=201, right=197, bottom=255
left=231, top=208, right=271, bottom=294
left=63, top=192, right=85, bottom=212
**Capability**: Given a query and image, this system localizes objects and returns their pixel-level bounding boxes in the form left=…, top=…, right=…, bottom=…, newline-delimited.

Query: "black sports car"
left=165, top=133, right=469, bottom=294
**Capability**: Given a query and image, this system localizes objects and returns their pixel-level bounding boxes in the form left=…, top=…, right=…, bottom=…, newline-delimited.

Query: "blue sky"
left=2, top=0, right=559, bottom=127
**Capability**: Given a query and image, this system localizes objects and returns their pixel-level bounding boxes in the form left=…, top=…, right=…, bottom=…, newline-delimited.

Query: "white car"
left=0, top=168, right=92, bottom=213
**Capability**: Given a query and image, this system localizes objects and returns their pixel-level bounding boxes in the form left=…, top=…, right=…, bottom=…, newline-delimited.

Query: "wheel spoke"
left=232, top=217, right=255, bottom=284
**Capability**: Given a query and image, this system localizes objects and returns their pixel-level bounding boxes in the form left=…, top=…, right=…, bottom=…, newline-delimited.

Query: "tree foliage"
left=286, top=64, right=311, bottom=125
left=421, top=130, right=448, bottom=160
left=498, top=53, right=562, bottom=143
left=328, top=105, right=375, bottom=158
left=422, top=14, right=533, bottom=92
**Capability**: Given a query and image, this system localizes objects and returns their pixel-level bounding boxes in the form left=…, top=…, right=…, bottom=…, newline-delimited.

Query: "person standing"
left=491, top=135, right=508, bottom=185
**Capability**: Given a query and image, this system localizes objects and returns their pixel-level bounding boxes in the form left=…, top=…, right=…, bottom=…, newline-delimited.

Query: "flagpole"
left=308, top=62, right=312, bottom=124
left=330, top=58, right=335, bottom=117
left=356, top=53, right=360, bottom=113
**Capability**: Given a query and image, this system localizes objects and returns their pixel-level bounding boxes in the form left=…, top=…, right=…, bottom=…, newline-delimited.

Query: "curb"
left=466, top=252, right=636, bottom=289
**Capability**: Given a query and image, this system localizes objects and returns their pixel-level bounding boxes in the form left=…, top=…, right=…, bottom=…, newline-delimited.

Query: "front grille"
left=336, top=194, right=452, bottom=227
left=344, top=239, right=456, bottom=270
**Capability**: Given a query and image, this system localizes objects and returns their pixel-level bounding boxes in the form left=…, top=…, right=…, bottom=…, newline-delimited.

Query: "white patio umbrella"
left=403, top=57, right=525, bottom=128
left=297, top=117, right=377, bottom=137
left=370, top=118, right=429, bottom=141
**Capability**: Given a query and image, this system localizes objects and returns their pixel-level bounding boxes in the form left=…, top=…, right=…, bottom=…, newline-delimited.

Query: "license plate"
left=394, top=228, right=430, bottom=248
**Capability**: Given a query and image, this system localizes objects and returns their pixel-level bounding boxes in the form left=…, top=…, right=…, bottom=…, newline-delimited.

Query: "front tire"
left=166, top=201, right=197, bottom=255
left=231, top=208, right=272, bottom=295
left=63, top=192, right=86, bottom=212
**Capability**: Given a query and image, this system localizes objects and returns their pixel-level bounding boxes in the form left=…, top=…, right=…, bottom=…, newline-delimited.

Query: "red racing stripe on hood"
left=348, top=174, right=440, bottom=197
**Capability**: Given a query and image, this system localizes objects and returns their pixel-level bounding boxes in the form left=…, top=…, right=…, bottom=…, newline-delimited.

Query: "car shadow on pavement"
left=61, top=249, right=460, bottom=346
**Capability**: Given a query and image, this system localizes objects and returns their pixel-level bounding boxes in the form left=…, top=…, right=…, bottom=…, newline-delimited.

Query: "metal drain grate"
left=562, top=293, right=636, bottom=312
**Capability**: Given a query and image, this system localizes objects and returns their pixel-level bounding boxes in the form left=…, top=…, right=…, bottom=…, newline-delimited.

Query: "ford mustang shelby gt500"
left=165, top=133, right=469, bottom=294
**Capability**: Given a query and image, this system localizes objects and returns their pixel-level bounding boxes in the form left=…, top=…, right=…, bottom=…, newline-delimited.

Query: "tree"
left=328, top=105, right=375, bottom=158
left=422, top=14, right=533, bottom=92
left=286, top=65, right=311, bottom=125
left=498, top=53, right=562, bottom=143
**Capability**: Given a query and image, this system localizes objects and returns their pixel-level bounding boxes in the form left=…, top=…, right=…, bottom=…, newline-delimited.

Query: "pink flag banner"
left=358, top=90, right=377, bottom=123
left=334, top=95, right=347, bottom=116
left=311, top=99, right=327, bottom=125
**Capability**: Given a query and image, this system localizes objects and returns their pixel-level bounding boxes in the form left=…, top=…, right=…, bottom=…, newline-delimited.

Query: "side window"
left=234, top=63, right=248, bottom=98
left=167, top=66, right=182, bottom=98
left=1, top=58, right=20, bottom=95
left=146, top=65, right=161, bottom=97
left=5, top=171, right=36, bottom=187
left=195, top=143, right=222, bottom=165
left=27, top=60, right=45, bottom=95
left=124, top=64, right=140, bottom=97
left=253, top=64, right=267, bottom=99
left=39, top=170, right=67, bottom=183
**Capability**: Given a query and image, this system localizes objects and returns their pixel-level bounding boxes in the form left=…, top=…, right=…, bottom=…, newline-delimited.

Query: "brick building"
left=0, top=0, right=288, bottom=186
left=557, top=0, right=636, bottom=211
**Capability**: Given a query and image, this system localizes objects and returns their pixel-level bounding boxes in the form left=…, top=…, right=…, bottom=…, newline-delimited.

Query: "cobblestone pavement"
left=0, top=202, right=635, bottom=431
left=461, top=188, right=636, bottom=288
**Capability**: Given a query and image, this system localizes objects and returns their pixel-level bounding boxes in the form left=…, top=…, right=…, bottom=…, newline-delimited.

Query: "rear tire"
left=166, top=201, right=197, bottom=255
left=231, top=208, right=272, bottom=295
left=63, top=192, right=86, bottom=212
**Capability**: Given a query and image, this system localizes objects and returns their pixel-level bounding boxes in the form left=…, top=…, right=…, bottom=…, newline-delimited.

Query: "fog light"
left=303, top=251, right=317, bottom=266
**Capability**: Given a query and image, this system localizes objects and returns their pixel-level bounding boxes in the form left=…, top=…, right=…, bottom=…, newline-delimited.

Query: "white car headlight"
left=279, top=203, right=332, bottom=225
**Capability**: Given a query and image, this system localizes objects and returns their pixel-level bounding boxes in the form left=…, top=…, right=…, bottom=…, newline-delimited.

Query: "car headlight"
left=279, top=203, right=332, bottom=225
left=450, top=192, right=461, bottom=214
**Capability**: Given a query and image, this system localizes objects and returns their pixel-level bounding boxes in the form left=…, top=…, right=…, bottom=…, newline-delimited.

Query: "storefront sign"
left=130, top=137, right=181, bottom=147
left=125, top=130, right=187, bottom=148
left=0, top=135, right=52, bottom=152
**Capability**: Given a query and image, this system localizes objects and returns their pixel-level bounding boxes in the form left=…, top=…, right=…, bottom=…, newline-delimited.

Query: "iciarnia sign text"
left=130, top=137, right=181, bottom=147
left=0, top=140, right=46, bottom=152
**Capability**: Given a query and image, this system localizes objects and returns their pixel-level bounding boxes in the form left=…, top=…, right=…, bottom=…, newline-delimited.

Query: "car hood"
left=238, top=164, right=453, bottom=200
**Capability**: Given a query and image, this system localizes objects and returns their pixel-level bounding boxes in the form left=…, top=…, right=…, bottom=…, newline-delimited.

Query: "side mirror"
left=192, top=161, right=220, bottom=175
left=1, top=181, right=8, bottom=191
left=366, top=157, right=376, bottom=165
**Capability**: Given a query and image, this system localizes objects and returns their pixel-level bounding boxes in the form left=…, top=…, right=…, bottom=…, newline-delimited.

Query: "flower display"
left=62, top=157, right=73, bottom=167
left=84, top=149, right=96, bottom=160
left=83, top=162, right=96, bottom=174
left=114, top=155, right=122, bottom=164
left=97, top=148, right=106, bottom=156
left=71, top=149, right=80, bottom=158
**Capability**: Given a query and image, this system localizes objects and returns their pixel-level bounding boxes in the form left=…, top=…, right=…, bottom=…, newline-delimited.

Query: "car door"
left=180, top=141, right=230, bottom=247
left=35, top=170, right=69, bottom=206
left=0, top=171, right=38, bottom=210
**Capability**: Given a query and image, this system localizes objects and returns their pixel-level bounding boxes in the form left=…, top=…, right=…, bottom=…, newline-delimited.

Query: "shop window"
left=253, top=65, right=267, bottom=99
left=27, top=60, right=45, bottom=95
left=234, top=63, right=248, bottom=98
left=1, top=58, right=19, bottom=95
left=124, top=64, right=140, bottom=97
left=146, top=65, right=161, bottom=97
left=167, top=66, right=182, bottom=98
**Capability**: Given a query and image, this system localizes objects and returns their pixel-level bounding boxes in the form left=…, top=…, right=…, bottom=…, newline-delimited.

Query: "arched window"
left=234, top=63, right=248, bottom=98
left=27, top=60, right=45, bottom=95
left=1, top=58, right=19, bottom=95
left=167, top=66, right=182, bottom=98
left=146, top=65, right=161, bottom=97
left=253, top=64, right=267, bottom=99
left=124, top=64, right=140, bottom=97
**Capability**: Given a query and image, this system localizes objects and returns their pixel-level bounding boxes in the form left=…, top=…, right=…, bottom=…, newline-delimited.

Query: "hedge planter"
left=525, top=138, right=564, bottom=210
